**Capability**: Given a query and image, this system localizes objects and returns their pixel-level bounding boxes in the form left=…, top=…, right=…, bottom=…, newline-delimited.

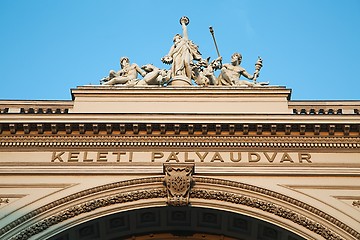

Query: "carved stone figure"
left=163, top=163, right=194, bottom=206
left=162, top=16, right=202, bottom=85
left=101, top=57, right=146, bottom=86
left=191, top=59, right=209, bottom=86
left=99, top=17, right=269, bottom=87
left=136, top=64, right=171, bottom=86
left=192, top=56, right=222, bottom=86
left=218, top=53, right=268, bottom=87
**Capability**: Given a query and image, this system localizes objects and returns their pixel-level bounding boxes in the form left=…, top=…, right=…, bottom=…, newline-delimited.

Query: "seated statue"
left=101, top=57, right=146, bottom=85
left=136, top=64, right=171, bottom=86
left=217, top=53, right=268, bottom=87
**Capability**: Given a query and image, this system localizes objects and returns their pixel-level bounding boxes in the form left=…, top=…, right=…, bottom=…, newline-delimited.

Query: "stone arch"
left=1, top=176, right=359, bottom=240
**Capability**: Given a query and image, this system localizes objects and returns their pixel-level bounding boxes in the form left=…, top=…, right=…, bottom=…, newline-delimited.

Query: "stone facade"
left=0, top=86, right=359, bottom=240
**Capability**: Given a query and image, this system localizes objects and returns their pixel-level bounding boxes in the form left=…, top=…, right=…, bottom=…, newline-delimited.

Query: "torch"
left=253, top=57, right=263, bottom=83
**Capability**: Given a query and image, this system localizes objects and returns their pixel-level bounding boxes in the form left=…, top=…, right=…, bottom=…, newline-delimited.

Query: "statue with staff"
left=209, top=26, right=267, bottom=86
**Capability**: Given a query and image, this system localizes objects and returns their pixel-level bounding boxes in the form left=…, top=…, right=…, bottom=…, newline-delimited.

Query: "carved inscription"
left=51, top=151, right=312, bottom=164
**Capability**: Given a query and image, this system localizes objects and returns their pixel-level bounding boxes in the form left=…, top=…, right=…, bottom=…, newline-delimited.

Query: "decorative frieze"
left=1, top=135, right=359, bottom=149
left=8, top=188, right=167, bottom=240
left=190, top=189, right=344, bottom=240
left=1, top=122, right=359, bottom=137
left=0, top=177, right=164, bottom=238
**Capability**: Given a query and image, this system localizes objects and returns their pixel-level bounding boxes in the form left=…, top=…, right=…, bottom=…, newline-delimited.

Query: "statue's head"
left=231, top=53, right=242, bottom=64
left=173, top=34, right=182, bottom=43
left=120, top=57, right=130, bottom=67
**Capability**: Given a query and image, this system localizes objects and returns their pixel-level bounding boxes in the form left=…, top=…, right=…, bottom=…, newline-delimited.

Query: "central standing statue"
left=162, top=16, right=202, bottom=86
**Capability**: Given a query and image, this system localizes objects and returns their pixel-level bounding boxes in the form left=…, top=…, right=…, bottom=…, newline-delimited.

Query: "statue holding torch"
left=208, top=26, right=266, bottom=86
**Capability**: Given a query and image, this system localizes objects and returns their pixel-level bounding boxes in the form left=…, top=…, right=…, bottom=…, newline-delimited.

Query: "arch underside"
left=2, top=176, right=359, bottom=240
left=48, top=206, right=306, bottom=240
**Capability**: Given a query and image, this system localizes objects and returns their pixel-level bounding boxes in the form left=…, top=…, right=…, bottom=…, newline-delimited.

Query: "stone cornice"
left=71, top=85, right=292, bottom=97
left=1, top=112, right=360, bottom=122
left=1, top=87, right=359, bottom=115
left=0, top=116, right=359, bottom=138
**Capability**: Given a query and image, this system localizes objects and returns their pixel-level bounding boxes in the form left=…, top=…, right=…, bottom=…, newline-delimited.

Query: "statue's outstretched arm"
left=241, top=70, right=254, bottom=80
left=180, top=16, right=189, bottom=40
left=162, top=45, right=175, bottom=64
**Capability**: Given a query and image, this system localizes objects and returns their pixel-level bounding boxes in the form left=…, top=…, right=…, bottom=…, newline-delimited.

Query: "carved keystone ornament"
left=100, top=16, right=268, bottom=87
left=163, top=163, right=195, bottom=206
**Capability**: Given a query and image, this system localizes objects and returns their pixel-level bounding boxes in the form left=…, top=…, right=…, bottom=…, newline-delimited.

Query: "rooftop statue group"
left=100, top=16, right=268, bottom=87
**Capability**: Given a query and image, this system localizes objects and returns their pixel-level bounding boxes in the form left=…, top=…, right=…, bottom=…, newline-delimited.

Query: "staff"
left=209, top=26, right=221, bottom=58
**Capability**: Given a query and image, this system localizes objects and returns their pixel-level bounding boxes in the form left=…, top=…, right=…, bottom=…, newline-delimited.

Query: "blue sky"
left=0, top=0, right=359, bottom=100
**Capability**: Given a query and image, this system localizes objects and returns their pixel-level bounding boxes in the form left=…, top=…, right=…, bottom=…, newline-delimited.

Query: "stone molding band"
left=1, top=122, right=360, bottom=137
left=1, top=135, right=360, bottom=150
